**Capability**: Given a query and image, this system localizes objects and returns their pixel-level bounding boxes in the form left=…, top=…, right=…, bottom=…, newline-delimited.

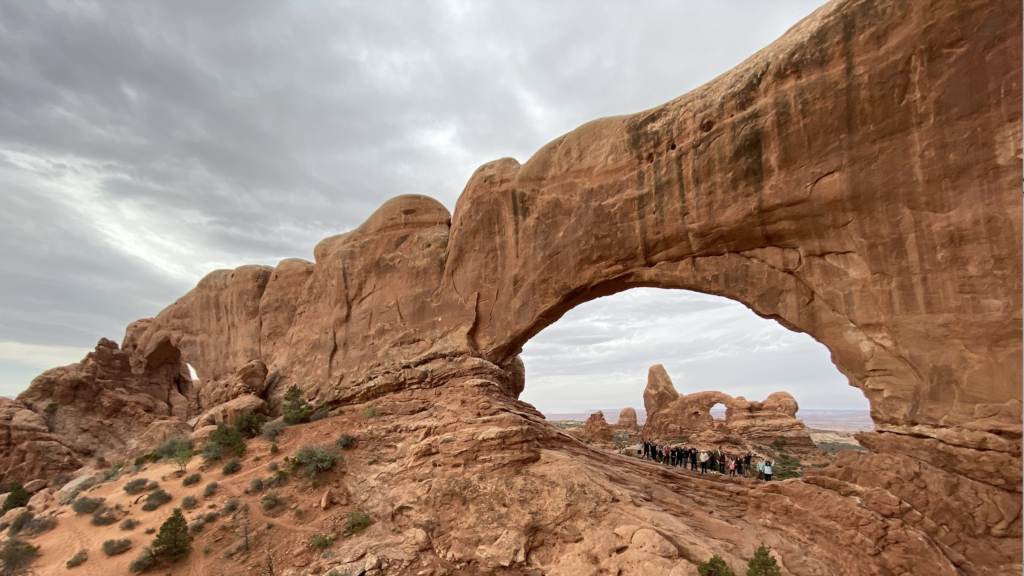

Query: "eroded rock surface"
left=9, top=0, right=1022, bottom=573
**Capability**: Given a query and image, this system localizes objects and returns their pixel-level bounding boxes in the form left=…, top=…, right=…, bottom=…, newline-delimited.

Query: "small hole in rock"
left=669, top=143, right=677, bottom=151
left=646, top=153, right=654, bottom=163
left=700, top=119, right=715, bottom=133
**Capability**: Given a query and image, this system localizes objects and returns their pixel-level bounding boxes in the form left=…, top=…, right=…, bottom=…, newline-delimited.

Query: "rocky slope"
left=3, top=0, right=1021, bottom=573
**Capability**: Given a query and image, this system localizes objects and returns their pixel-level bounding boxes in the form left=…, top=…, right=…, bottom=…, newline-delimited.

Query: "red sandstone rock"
left=9, top=0, right=1022, bottom=573
left=582, top=411, right=615, bottom=442
left=616, top=407, right=639, bottom=432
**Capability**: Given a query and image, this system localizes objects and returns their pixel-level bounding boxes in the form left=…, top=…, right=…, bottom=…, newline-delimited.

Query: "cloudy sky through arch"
left=0, top=0, right=869, bottom=411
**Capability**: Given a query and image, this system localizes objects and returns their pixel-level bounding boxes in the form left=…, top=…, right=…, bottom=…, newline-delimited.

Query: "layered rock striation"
left=6, top=0, right=1022, bottom=572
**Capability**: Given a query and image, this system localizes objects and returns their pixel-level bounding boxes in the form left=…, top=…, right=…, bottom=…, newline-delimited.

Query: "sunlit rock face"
left=10, top=0, right=1021, bottom=573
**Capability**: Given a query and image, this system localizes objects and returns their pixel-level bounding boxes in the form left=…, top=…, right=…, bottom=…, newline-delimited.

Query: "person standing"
left=764, top=460, right=774, bottom=481
left=728, top=458, right=736, bottom=477
left=757, top=458, right=765, bottom=480
left=718, top=447, right=726, bottom=475
left=744, top=452, right=753, bottom=477
left=699, top=450, right=709, bottom=474
left=690, top=448, right=698, bottom=471
left=735, top=457, right=743, bottom=477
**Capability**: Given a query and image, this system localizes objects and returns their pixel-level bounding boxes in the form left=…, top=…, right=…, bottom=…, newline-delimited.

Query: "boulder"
left=582, top=411, right=614, bottom=442
left=615, top=408, right=639, bottom=432
left=23, top=479, right=46, bottom=493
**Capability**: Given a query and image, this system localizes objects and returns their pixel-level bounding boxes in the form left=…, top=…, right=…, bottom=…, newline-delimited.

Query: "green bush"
left=223, top=498, right=240, bottom=513
left=261, top=492, right=284, bottom=511
left=123, top=478, right=150, bottom=495
left=282, top=385, right=312, bottom=425
left=66, top=549, right=88, bottom=568
left=101, top=464, right=123, bottom=482
left=19, top=514, right=56, bottom=537
left=182, top=473, right=201, bottom=487
left=0, top=482, right=30, bottom=515
left=249, top=477, right=264, bottom=492
left=72, top=496, right=106, bottom=515
left=747, top=544, right=782, bottom=576
left=335, top=434, right=354, bottom=450
left=291, top=444, right=340, bottom=480
left=102, top=538, right=132, bottom=556
left=698, top=554, right=736, bottom=576
left=188, top=517, right=206, bottom=535
left=267, top=461, right=279, bottom=472
left=152, top=509, right=193, bottom=561
left=270, top=443, right=279, bottom=454
left=127, top=547, right=157, bottom=573
left=141, top=489, right=172, bottom=512
left=120, top=518, right=140, bottom=530
left=9, top=511, right=34, bottom=536
left=267, top=469, right=289, bottom=488
left=344, top=508, right=370, bottom=536
left=91, top=506, right=118, bottom=526
left=309, top=533, right=336, bottom=551
left=203, top=482, right=218, bottom=498
left=171, top=449, right=193, bottom=473
left=203, top=423, right=246, bottom=460
left=310, top=408, right=329, bottom=422
left=221, top=457, right=242, bottom=475
left=154, top=437, right=191, bottom=460
left=181, top=495, right=199, bottom=510
left=363, top=406, right=378, bottom=419
left=233, top=411, right=265, bottom=439
left=0, top=538, right=39, bottom=573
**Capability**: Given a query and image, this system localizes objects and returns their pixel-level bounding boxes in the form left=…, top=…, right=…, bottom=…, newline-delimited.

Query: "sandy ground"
left=18, top=422, right=362, bottom=576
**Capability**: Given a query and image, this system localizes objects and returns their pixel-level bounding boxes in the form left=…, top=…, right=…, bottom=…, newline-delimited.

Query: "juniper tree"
left=152, top=508, right=193, bottom=562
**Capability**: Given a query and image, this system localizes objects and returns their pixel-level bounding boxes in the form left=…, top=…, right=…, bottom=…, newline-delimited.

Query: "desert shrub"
left=153, top=437, right=191, bottom=460
left=123, top=478, right=150, bottom=495
left=0, top=522, right=9, bottom=532
left=203, top=482, right=218, bottom=498
left=249, top=478, right=264, bottom=492
left=141, top=489, right=172, bottom=511
left=0, top=538, right=39, bottom=574
left=261, top=492, right=284, bottom=511
left=200, top=441, right=225, bottom=462
left=0, top=482, right=30, bottom=515
left=144, top=527, right=155, bottom=534
left=291, top=444, right=340, bottom=480
left=144, top=481, right=159, bottom=491
left=270, top=443, right=279, bottom=454
left=233, top=411, right=265, bottom=439
left=344, top=508, right=370, bottom=535
left=203, top=512, right=219, bottom=523
left=282, top=386, right=312, bottom=425
left=363, top=406, right=378, bottom=419
left=221, top=458, right=242, bottom=475
left=170, top=450, right=194, bottom=473
left=182, top=473, right=201, bottom=487
left=266, top=469, right=289, bottom=488
left=19, top=515, right=56, bottom=537
left=698, top=554, right=736, bottom=576
left=8, top=511, right=33, bottom=534
left=262, top=419, right=286, bottom=441
left=127, top=547, right=157, bottom=573
left=309, top=533, right=336, bottom=551
left=335, top=434, right=354, bottom=450
left=208, top=422, right=246, bottom=459
left=66, top=549, right=88, bottom=568
left=266, top=461, right=279, bottom=472
left=223, top=498, right=240, bottom=513
left=188, top=517, right=206, bottom=535
left=72, top=496, right=106, bottom=515
left=120, top=518, right=140, bottom=530
left=181, top=495, right=199, bottom=510
left=102, top=538, right=132, bottom=556
left=152, top=509, right=192, bottom=561
left=90, top=506, right=118, bottom=526
left=101, top=464, right=123, bottom=482
left=747, top=543, right=782, bottom=576
left=310, top=408, right=329, bottom=422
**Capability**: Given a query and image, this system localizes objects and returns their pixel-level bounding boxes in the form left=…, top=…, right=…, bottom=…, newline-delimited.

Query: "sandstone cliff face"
left=9, top=0, right=1022, bottom=573
left=641, top=365, right=816, bottom=449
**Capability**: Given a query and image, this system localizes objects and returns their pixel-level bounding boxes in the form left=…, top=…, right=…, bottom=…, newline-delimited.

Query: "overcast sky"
left=0, top=0, right=868, bottom=411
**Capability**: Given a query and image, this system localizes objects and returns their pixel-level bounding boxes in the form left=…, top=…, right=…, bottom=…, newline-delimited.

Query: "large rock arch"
left=11, top=0, right=1021, bottom=571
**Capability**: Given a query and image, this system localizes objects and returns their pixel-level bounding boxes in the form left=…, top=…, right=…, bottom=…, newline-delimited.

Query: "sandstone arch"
left=10, top=0, right=1021, bottom=571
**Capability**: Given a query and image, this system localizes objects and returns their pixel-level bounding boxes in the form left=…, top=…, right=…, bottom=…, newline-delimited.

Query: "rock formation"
left=615, top=407, right=639, bottom=432
left=5, top=0, right=1022, bottom=573
left=642, top=365, right=816, bottom=449
left=582, top=411, right=615, bottom=442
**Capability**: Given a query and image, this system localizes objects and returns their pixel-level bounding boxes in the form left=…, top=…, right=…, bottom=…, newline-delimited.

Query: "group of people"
left=637, top=439, right=775, bottom=481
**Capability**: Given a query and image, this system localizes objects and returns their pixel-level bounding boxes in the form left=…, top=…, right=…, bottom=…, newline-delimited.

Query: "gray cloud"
left=0, top=0, right=861, bottom=411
